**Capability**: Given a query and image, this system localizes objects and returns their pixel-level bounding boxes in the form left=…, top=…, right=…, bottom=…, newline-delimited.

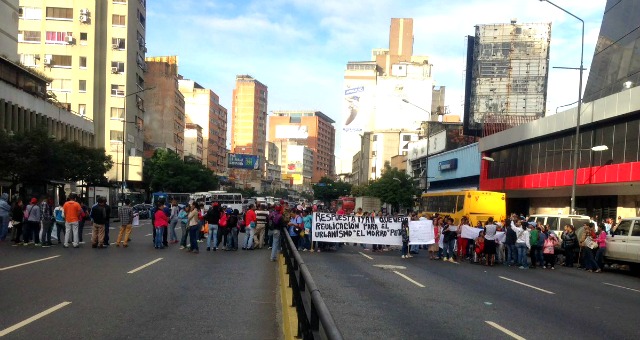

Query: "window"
left=47, top=79, right=72, bottom=92
left=78, top=104, right=86, bottom=116
left=80, top=33, right=88, bottom=43
left=372, top=135, right=378, bottom=141
left=20, top=7, right=42, bottom=20
left=136, top=73, right=144, bottom=89
left=631, top=221, right=640, bottom=237
left=111, top=84, right=125, bottom=96
left=111, top=61, right=125, bottom=73
left=112, top=14, right=126, bottom=26
left=612, top=220, right=631, bottom=236
left=19, top=54, right=38, bottom=67
left=138, top=11, right=146, bottom=28
left=110, top=131, right=123, bottom=142
left=114, top=0, right=127, bottom=3
left=79, top=56, right=87, bottom=68
left=111, top=107, right=124, bottom=119
left=18, top=30, right=41, bottom=43
left=112, top=38, right=125, bottom=49
left=45, top=31, right=72, bottom=44
left=50, top=55, right=72, bottom=67
left=46, top=7, right=73, bottom=20
left=79, top=80, right=87, bottom=92
left=402, top=135, right=411, bottom=141
left=371, top=151, right=377, bottom=157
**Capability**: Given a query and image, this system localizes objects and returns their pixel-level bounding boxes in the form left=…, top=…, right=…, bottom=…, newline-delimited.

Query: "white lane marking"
left=127, top=258, right=163, bottom=274
left=359, top=252, right=373, bottom=260
left=0, top=255, right=61, bottom=271
left=485, top=321, right=526, bottom=340
left=0, top=301, right=71, bottom=337
left=145, top=233, right=152, bottom=236
left=393, top=270, right=425, bottom=288
left=603, top=282, right=640, bottom=293
left=499, top=276, right=555, bottom=295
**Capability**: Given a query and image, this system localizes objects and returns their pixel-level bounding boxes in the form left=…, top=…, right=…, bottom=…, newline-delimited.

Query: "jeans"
left=270, top=229, right=281, bottom=260
left=595, top=247, right=606, bottom=269
left=155, top=227, right=165, bottom=248
left=243, top=227, right=254, bottom=249
left=535, top=245, right=544, bottom=266
left=104, top=221, right=110, bottom=244
left=168, top=217, right=179, bottom=241
left=180, top=222, right=188, bottom=247
left=42, top=220, right=53, bottom=245
left=189, top=225, right=199, bottom=250
left=402, top=241, right=408, bottom=256
left=0, top=215, right=8, bottom=240
left=505, top=244, right=516, bottom=264
left=55, top=222, right=65, bottom=243
left=65, top=221, right=79, bottom=247
left=516, top=243, right=528, bottom=267
left=410, top=244, right=420, bottom=253
left=228, top=227, right=239, bottom=249
left=564, top=246, right=575, bottom=267
left=207, top=224, right=218, bottom=249
left=445, top=239, right=456, bottom=259
left=582, top=247, right=599, bottom=270
left=78, top=219, right=85, bottom=242
left=267, top=229, right=274, bottom=248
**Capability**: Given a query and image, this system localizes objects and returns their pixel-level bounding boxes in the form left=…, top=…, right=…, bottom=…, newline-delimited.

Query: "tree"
left=367, top=162, right=418, bottom=213
left=351, top=184, right=370, bottom=197
left=143, top=149, right=218, bottom=192
left=312, top=176, right=352, bottom=204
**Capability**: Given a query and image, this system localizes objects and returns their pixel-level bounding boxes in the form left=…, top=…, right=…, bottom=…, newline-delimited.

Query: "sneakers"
left=206, top=247, right=210, bottom=251
left=401, top=255, right=406, bottom=258
left=179, top=246, right=185, bottom=250
left=595, top=269, right=602, bottom=273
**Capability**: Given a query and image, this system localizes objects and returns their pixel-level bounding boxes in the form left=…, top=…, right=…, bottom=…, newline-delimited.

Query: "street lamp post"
left=120, top=86, right=154, bottom=203
left=402, top=99, right=432, bottom=191
left=540, top=0, right=584, bottom=214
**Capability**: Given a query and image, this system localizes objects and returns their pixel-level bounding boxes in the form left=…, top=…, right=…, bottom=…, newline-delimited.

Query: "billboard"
left=286, top=145, right=304, bottom=173
left=275, top=125, right=308, bottom=139
left=342, top=85, right=369, bottom=133
left=228, top=153, right=260, bottom=170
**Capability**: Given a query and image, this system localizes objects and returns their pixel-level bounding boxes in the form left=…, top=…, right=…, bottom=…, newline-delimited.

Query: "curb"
left=279, top=254, right=298, bottom=340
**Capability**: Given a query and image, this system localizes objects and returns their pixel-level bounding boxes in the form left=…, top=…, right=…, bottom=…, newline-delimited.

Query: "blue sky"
left=146, top=0, right=607, bottom=150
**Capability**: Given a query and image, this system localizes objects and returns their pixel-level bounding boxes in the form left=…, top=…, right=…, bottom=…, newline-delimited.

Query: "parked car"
left=606, top=218, right=640, bottom=272
left=133, top=204, right=153, bottom=219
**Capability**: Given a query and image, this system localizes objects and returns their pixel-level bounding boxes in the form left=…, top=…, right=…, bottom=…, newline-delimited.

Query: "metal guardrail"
left=282, top=232, right=344, bottom=340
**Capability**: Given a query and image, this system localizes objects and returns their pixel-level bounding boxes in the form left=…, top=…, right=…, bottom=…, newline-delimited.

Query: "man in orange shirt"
left=63, top=194, right=83, bottom=248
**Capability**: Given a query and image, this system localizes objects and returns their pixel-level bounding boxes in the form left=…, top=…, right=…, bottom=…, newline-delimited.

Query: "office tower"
left=231, top=74, right=268, bottom=178
left=269, top=110, right=336, bottom=183
left=17, top=0, right=148, bottom=183
left=463, top=20, right=551, bottom=136
left=178, top=77, right=228, bottom=173
left=144, top=56, right=185, bottom=158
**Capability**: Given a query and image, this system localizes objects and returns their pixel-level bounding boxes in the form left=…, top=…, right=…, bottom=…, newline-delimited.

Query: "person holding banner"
left=400, top=220, right=410, bottom=258
left=442, top=217, right=457, bottom=262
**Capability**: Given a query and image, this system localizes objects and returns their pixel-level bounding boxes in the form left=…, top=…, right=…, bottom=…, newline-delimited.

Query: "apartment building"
left=184, top=122, right=203, bottom=163
left=269, top=110, right=336, bottom=182
left=178, top=77, right=228, bottom=174
left=17, top=0, right=148, bottom=183
left=231, top=74, right=268, bottom=180
left=144, top=55, right=185, bottom=158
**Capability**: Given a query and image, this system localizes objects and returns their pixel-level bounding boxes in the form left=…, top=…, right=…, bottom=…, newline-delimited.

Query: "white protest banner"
left=409, top=219, right=435, bottom=245
left=461, top=225, right=482, bottom=239
left=313, top=212, right=406, bottom=245
left=495, top=231, right=506, bottom=243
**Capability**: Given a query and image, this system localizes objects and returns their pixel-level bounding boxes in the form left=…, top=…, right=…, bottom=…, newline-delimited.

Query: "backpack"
left=219, top=213, right=228, bottom=227
left=529, top=229, right=539, bottom=246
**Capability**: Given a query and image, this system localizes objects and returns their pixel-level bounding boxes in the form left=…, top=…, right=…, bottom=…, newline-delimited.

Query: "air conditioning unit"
left=65, top=36, right=74, bottom=44
left=44, top=55, right=53, bottom=65
left=111, top=66, right=119, bottom=74
left=79, top=15, right=88, bottom=23
left=80, top=8, right=89, bottom=15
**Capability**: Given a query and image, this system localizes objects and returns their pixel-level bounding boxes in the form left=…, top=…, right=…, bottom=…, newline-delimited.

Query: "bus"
left=151, top=192, right=191, bottom=206
left=419, top=190, right=506, bottom=226
left=208, top=191, right=243, bottom=212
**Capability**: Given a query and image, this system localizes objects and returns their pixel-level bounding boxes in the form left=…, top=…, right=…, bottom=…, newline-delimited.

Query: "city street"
left=301, top=245, right=640, bottom=340
left=0, top=220, right=279, bottom=340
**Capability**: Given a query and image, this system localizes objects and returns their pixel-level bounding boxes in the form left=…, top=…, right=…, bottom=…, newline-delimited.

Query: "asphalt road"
left=0, top=219, right=279, bottom=340
left=301, top=245, right=640, bottom=340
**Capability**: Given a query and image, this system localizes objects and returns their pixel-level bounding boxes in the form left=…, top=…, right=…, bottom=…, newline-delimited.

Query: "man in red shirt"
left=62, top=194, right=83, bottom=248
left=243, top=204, right=257, bottom=250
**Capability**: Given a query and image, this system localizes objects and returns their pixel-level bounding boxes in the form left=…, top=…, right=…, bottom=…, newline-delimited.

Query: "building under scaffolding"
left=463, top=20, right=551, bottom=137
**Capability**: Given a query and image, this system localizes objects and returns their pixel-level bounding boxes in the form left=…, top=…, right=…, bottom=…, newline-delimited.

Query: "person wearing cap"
left=63, top=194, right=83, bottom=248
left=23, top=197, right=42, bottom=246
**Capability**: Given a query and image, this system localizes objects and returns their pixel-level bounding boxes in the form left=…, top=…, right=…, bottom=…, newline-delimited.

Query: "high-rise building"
left=144, top=56, right=185, bottom=158
left=1, top=0, right=19, bottom=61
left=231, top=74, right=268, bottom=177
left=184, top=123, right=203, bottom=163
left=340, top=18, right=434, bottom=173
left=269, top=110, right=336, bottom=182
left=178, top=77, right=227, bottom=174
left=352, top=129, right=419, bottom=185
left=463, top=20, right=551, bottom=137
left=17, top=0, right=148, bottom=183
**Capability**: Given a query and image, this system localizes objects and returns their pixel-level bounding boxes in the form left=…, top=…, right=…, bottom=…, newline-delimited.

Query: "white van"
left=527, top=214, right=591, bottom=237
left=606, top=218, right=640, bottom=271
